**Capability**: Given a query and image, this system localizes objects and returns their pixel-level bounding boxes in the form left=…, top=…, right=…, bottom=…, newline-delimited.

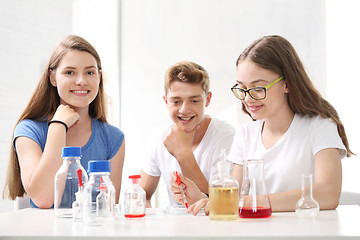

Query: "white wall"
left=326, top=0, right=360, bottom=193
left=0, top=0, right=73, bottom=212
left=120, top=0, right=326, bottom=206
left=72, top=0, right=121, bottom=126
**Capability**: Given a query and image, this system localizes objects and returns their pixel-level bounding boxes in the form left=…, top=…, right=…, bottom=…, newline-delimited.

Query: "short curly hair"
left=164, top=61, right=209, bottom=94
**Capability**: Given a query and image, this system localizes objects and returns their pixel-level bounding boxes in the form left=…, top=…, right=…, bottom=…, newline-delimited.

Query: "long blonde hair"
left=236, top=35, right=353, bottom=157
left=3, top=35, right=108, bottom=200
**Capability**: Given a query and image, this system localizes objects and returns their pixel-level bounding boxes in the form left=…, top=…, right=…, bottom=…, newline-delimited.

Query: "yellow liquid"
left=209, top=187, right=239, bottom=220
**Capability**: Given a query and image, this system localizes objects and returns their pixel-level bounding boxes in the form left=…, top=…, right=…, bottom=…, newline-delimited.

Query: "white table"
left=0, top=205, right=359, bottom=239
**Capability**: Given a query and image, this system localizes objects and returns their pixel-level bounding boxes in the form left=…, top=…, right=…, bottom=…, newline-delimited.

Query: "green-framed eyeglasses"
left=231, top=76, right=284, bottom=100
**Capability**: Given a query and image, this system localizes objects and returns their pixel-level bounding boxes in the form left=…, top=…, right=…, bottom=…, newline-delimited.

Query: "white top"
left=142, top=117, right=235, bottom=206
left=228, top=114, right=347, bottom=194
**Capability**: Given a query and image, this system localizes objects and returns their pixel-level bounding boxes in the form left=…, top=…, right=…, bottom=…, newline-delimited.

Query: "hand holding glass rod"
left=174, top=171, right=189, bottom=209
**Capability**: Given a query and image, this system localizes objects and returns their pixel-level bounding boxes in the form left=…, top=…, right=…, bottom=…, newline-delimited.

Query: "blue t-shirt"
left=13, top=118, right=125, bottom=208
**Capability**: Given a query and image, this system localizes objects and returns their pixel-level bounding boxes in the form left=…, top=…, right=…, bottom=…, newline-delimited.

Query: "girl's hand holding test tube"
left=169, top=171, right=208, bottom=209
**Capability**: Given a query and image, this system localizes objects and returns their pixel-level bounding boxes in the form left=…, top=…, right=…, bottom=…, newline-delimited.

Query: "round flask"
left=295, top=174, right=319, bottom=218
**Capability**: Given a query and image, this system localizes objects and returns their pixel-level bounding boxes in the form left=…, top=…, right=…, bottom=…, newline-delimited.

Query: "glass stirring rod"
left=174, top=171, right=189, bottom=209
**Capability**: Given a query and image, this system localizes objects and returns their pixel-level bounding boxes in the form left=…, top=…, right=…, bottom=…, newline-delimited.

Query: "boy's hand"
left=169, top=171, right=207, bottom=206
left=164, top=124, right=199, bottom=159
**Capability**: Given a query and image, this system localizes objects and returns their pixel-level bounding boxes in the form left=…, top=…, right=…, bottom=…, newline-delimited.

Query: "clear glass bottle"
left=83, top=160, right=115, bottom=226
left=239, top=159, right=272, bottom=218
left=209, top=150, right=239, bottom=220
left=54, top=147, right=88, bottom=218
left=124, top=175, right=146, bottom=219
left=295, top=174, right=319, bottom=218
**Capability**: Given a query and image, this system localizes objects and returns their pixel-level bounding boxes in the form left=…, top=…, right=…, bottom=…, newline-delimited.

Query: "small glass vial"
left=54, top=147, right=88, bottom=218
left=296, top=174, right=319, bottom=218
left=124, top=175, right=146, bottom=219
left=83, top=160, right=115, bottom=226
left=209, top=150, right=239, bottom=220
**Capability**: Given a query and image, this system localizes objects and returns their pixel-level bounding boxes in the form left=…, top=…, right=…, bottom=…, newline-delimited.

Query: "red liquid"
left=125, top=213, right=146, bottom=218
left=239, top=206, right=272, bottom=218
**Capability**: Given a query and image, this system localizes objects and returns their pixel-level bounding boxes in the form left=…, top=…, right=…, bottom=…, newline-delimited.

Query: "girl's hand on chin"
left=52, top=104, right=80, bottom=128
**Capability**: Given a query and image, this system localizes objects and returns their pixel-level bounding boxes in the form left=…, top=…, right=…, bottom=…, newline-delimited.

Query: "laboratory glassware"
left=54, top=147, right=88, bottom=218
left=295, top=174, right=319, bottom=218
left=124, top=175, right=146, bottom=218
left=72, top=168, right=86, bottom=221
left=83, top=160, right=115, bottom=226
left=209, top=150, right=239, bottom=220
left=239, top=159, right=272, bottom=218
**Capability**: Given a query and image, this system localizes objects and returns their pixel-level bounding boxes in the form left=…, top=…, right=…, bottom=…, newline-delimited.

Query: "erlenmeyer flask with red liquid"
left=239, top=159, right=272, bottom=218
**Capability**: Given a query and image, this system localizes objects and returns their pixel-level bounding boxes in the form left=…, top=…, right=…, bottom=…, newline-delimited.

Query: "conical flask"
left=239, top=159, right=272, bottom=218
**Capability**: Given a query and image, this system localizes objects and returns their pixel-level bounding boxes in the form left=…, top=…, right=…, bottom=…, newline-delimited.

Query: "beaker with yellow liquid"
left=209, top=150, right=239, bottom=220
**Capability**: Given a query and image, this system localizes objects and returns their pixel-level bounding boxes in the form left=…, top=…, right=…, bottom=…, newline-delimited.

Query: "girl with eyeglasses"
left=170, top=35, right=353, bottom=214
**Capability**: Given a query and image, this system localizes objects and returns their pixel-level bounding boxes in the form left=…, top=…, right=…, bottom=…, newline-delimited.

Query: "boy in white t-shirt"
left=139, top=61, right=235, bottom=207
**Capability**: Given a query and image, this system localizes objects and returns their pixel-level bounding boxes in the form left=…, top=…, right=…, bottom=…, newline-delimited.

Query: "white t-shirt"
left=228, top=114, right=347, bottom=194
left=142, top=117, right=235, bottom=206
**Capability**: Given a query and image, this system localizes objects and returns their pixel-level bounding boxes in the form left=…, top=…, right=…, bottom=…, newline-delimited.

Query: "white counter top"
left=0, top=205, right=359, bottom=239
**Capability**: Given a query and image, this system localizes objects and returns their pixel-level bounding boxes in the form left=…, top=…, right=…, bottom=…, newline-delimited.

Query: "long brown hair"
left=236, top=35, right=353, bottom=157
left=3, top=35, right=108, bottom=200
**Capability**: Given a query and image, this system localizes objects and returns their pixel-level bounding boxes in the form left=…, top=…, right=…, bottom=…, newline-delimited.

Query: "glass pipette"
left=174, top=171, right=188, bottom=209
